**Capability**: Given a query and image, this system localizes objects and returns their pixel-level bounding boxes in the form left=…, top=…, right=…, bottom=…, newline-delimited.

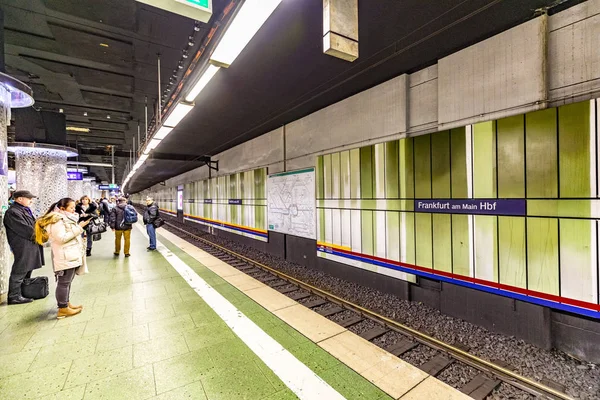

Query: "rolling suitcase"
left=21, top=276, right=49, bottom=299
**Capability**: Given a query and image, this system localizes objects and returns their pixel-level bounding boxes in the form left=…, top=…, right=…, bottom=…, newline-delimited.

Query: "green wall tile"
left=559, top=219, right=596, bottom=302
left=361, top=211, right=374, bottom=255
left=431, top=131, right=451, bottom=198
left=350, top=149, right=361, bottom=199
left=374, top=143, right=386, bottom=198
left=331, top=152, right=341, bottom=198
left=433, top=214, right=452, bottom=272
left=316, top=156, right=324, bottom=199
left=558, top=101, right=592, bottom=198
left=386, top=212, right=400, bottom=261
left=360, top=147, right=373, bottom=199
left=452, top=215, right=471, bottom=276
left=318, top=209, right=325, bottom=242
left=527, top=218, right=559, bottom=295
left=473, top=121, right=497, bottom=198
left=526, top=108, right=558, bottom=198
left=400, top=212, right=415, bottom=264
left=323, top=154, right=332, bottom=199
left=415, top=213, right=432, bottom=268
left=340, top=151, right=351, bottom=199
left=498, top=217, right=526, bottom=288
left=474, top=216, right=498, bottom=281
left=527, top=199, right=600, bottom=218
left=450, top=128, right=468, bottom=198
left=414, top=135, right=431, bottom=199
left=497, top=115, right=525, bottom=198
left=385, top=141, right=399, bottom=199
left=399, top=138, right=414, bottom=198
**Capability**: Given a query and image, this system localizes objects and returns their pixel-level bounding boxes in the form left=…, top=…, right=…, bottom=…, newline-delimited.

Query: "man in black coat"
left=3, top=190, right=44, bottom=304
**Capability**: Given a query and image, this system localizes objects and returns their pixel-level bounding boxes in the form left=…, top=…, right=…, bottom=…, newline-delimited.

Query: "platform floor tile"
left=0, top=227, right=392, bottom=400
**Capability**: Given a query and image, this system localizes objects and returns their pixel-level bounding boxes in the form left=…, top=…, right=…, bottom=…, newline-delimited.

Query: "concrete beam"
left=323, top=0, right=358, bottom=62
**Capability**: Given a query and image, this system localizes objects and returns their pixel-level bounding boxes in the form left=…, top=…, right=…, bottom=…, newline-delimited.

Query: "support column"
left=0, top=85, right=10, bottom=303
left=14, top=148, right=69, bottom=216
left=0, top=71, right=35, bottom=303
left=82, top=180, right=93, bottom=199
left=67, top=179, right=84, bottom=201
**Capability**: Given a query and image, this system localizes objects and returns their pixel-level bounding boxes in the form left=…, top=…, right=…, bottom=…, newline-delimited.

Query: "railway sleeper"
left=460, top=374, right=501, bottom=400
left=360, top=326, right=390, bottom=341
left=269, top=281, right=289, bottom=288
left=384, top=339, right=418, bottom=357
left=303, top=298, right=328, bottom=308
left=279, top=286, right=300, bottom=294
left=289, top=292, right=311, bottom=301
left=419, top=354, right=454, bottom=376
left=318, top=305, right=344, bottom=317
left=338, top=314, right=364, bottom=328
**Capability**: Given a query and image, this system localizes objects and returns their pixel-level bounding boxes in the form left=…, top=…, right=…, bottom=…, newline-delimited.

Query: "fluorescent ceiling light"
left=210, top=0, right=282, bottom=66
left=154, top=126, right=173, bottom=140
left=139, top=154, right=149, bottom=162
left=66, top=126, right=90, bottom=133
left=148, top=138, right=161, bottom=150
left=185, top=64, right=220, bottom=102
left=163, top=102, right=194, bottom=128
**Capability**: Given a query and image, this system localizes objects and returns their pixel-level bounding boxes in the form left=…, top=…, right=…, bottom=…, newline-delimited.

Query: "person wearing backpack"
left=109, top=197, right=135, bottom=257
left=142, top=197, right=161, bottom=251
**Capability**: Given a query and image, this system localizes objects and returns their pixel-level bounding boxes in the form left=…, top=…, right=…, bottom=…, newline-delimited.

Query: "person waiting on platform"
left=3, top=190, right=44, bottom=304
left=35, top=198, right=90, bottom=319
left=143, top=197, right=159, bottom=251
left=75, top=195, right=97, bottom=257
left=110, top=197, right=133, bottom=257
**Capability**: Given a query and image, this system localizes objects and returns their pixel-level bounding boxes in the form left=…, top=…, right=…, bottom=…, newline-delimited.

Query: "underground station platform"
left=0, top=224, right=466, bottom=400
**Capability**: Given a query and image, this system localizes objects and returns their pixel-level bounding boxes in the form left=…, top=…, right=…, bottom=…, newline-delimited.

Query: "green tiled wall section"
left=317, top=99, right=600, bottom=306
left=180, top=168, right=268, bottom=241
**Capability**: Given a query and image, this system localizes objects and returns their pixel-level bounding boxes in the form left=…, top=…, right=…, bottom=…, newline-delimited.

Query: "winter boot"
left=57, top=306, right=82, bottom=319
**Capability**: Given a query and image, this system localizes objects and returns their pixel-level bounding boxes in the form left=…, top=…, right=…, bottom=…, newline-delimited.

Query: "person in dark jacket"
left=3, top=190, right=44, bottom=304
left=75, top=195, right=98, bottom=257
left=109, top=197, right=132, bottom=257
left=143, top=197, right=159, bottom=251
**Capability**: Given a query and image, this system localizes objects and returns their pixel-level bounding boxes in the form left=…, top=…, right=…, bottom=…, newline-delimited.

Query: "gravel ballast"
left=160, top=217, right=600, bottom=399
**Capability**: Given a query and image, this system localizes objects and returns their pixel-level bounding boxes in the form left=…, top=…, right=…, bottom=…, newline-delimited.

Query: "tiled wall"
left=317, top=99, right=600, bottom=318
left=182, top=168, right=268, bottom=241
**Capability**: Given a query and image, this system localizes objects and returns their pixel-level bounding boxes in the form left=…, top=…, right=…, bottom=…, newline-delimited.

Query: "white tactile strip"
left=134, top=223, right=346, bottom=400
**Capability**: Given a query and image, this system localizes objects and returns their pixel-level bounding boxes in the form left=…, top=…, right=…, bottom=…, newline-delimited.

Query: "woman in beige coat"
left=35, top=198, right=90, bottom=319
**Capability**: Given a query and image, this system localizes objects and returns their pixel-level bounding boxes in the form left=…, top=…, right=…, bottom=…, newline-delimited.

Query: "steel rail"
left=164, top=221, right=574, bottom=400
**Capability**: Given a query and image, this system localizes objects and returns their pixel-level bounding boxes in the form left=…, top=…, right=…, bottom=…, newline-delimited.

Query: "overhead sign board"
left=99, top=184, right=120, bottom=190
left=135, top=0, right=212, bottom=22
left=67, top=172, right=83, bottom=181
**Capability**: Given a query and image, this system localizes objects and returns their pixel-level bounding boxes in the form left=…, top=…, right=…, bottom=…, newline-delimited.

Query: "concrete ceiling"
left=1, top=0, right=226, bottom=182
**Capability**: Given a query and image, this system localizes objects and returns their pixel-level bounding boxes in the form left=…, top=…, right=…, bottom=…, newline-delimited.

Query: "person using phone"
left=75, top=195, right=97, bottom=257
left=34, top=198, right=90, bottom=319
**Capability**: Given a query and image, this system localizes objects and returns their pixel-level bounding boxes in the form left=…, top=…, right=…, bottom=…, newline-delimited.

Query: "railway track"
left=162, top=221, right=574, bottom=400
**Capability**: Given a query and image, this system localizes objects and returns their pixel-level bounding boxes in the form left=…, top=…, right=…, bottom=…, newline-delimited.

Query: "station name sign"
left=228, top=199, right=243, bottom=205
left=99, top=184, right=120, bottom=190
left=415, top=199, right=526, bottom=216
left=67, top=172, right=83, bottom=181
left=204, top=199, right=213, bottom=204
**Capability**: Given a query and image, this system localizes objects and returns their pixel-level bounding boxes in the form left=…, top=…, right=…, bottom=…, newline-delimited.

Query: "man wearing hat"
left=142, top=197, right=159, bottom=251
left=3, top=190, right=44, bottom=304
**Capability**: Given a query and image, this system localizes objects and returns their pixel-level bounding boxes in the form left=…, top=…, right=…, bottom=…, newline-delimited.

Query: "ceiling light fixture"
left=148, top=138, right=161, bottom=150
left=59, top=108, right=64, bottom=113
left=83, top=112, right=88, bottom=116
left=185, top=64, right=220, bottom=102
left=100, top=43, right=109, bottom=48
left=182, top=50, right=189, bottom=59
left=178, top=61, right=183, bottom=69
left=139, top=154, right=149, bottom=162
left=106, top=115, right=111, bottom=119
left=210, top=0, right=282, bottom=67
left=66, top=126, right=90, bottom=133
left=154, top=126, right=173, bottom=140
left=188, top=36, right=195, bottom=46
left=163, top=102, right=194, bottom=128
left=194, top=21, right=201, bottom=32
